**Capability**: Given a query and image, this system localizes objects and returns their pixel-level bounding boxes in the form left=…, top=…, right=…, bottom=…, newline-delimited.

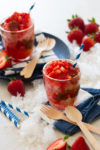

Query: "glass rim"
left=43, top=59, right=81, bottom=82
left=0, top=17, right=34, bottom=33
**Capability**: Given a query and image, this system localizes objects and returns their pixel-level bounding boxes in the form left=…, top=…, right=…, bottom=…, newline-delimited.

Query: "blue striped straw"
left=29, top=2, right=36, bottom=13
left=1, top=100, right=29, bottom=117
left=73, top=44, right=84, bottom=68
left=0, top=102, right=20, bottom=128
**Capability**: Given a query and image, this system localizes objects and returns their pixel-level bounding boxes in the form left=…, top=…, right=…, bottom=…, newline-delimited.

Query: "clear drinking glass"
left=43, top=60, right=80, bottom=110
left=0, top=19, right=35, bottom=61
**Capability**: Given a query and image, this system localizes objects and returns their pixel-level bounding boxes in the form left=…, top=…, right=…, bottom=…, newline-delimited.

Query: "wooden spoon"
left=20, top=38, right=56, bottom=78
left=65, top=106, right=100, bottom=150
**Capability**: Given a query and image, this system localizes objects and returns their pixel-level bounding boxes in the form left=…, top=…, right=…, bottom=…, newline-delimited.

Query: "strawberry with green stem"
left=67, top=14, right=85, bottom=32
left=67, top=28, right=83, bottom=45
left=82, top=36, right=94, bottom=51
left=84, top=17, right=99, bottom=35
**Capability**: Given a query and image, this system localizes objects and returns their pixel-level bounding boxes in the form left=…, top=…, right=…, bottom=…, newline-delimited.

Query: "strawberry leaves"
left=63, top=135, right=70, bottom=141
left=72, top=14, right=78, bottom=19
left=88, top=17, right=96, bottom=23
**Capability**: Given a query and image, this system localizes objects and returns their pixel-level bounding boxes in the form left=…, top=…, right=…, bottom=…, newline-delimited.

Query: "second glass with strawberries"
left=0, top=12, right=35, bottom=61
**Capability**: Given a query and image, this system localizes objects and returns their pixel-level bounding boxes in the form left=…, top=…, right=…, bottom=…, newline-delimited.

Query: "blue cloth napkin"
left=53, top=88, right=100, bottom=135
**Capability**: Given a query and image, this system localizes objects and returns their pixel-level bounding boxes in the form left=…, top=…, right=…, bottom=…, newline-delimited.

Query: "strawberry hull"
left=43, top=60, right=80, bottom=110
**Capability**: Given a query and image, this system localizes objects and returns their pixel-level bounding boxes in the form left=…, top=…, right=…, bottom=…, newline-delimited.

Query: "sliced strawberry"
left=3, top=12, right=31, bottom=31
left=47, top=138, right=67, bottom=150
left=70, top=136, right=90, bottom=150
left=0, top=54, right=8, bottom=70
left=82, top=36, right=94, bottom=51
left=67, top=15, right=85, bottom=32
left=8, top=79, right=25, bottom=97
left=0, top=50, right=12, bottom=69
left=67, top=29, right=83, bottom=45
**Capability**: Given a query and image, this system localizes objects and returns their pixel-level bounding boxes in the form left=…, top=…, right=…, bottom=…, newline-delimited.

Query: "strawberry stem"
left=67, top=19, right=71, bottom=22
left=72, top=14, right=78, bottom=19
left=66, top=144, right=71, bottom=150
left=5, top=56, right=12, bottom=60
left=9, top=77, right=16, bottom=81
left=65, top=31, right=69, bottom=34
left=70, top=26, right=78, bottom=30
left=88, top=17, right=95, bottom=22
left=72, top=15, right=75, bottom=18
left=75, top=14, right=78, bottom=18
left=89, top=33, right=96, bottom=39
left=63, top=135, right=70, bottom=141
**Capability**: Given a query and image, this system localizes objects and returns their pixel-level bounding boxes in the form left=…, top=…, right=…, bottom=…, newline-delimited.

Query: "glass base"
left=49, top=97, right=76, bottom=110
left=12, top=56, right=31, bottom=62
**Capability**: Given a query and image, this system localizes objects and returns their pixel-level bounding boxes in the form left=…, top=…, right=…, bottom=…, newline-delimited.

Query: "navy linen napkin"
left=53, top=88, right=100, bottom=135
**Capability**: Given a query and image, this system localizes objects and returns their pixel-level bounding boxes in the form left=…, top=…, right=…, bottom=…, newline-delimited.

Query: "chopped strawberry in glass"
left=0, top=12, right=35, bottom=61
left=43, top=59, right=80, bottom=110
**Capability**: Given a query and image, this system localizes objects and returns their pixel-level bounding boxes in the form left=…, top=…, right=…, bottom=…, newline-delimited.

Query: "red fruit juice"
left=43, top=60, right=80, bottom=110
left=0, top=12, right=35, bottom=61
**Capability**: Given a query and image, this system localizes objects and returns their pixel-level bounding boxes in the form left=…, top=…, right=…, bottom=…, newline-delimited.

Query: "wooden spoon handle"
left=63, top=116, right=100, bottom=135
left=83, top=122, right=100, bottom=135
left=20, top=51, right=40, bottom=78
left=77, top=121, right=100, bottom=150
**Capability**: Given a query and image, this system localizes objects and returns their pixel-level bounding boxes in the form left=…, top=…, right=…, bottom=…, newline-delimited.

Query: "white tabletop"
left=0, top=0, right=100, bottom=150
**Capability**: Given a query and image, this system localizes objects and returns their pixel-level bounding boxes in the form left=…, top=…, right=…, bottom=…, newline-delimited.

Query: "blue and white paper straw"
left=29, top=2, right=36, bottom=13
left=0, top=100, right=30, bottom=128
left=1, top=100, right=29, bottom=117
left=0, top=102, right=20, bottom=128
left=73, top=44, right=84, bottom=68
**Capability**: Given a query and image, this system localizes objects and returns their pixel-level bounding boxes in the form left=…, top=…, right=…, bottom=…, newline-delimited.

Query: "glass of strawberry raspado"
left=43, top=59, right=80, bottom=110
left=0, top=12, right=35, bottom=61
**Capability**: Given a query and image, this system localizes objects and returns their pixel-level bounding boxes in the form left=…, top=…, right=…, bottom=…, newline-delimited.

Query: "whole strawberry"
left=94, top=32, right=100, bottom=43
left=67, top=14, right=85, bottom=32
left=84, top=18, right=99, bottom=35
left=82, top=36, right=94, bottom=51
left=67, top=28, right=83, bottom=45
left=8, top=79, right=25, bottom=97
left=70, top=136, right=90, bottom=150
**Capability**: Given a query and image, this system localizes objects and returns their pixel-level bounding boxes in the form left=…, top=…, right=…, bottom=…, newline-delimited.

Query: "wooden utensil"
left=65, top=106, right=100, bottom=150
left=40, top=105, right=100, bottom=135
left=20, top=38, right=56, bottom=78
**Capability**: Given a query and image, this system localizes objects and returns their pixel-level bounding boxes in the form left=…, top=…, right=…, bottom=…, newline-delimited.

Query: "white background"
left=0, top=0, right=100, bottom=43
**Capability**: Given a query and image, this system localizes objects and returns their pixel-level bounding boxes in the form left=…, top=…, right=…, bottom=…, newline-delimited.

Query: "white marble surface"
left=0, top=0, right=100, bottom=149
